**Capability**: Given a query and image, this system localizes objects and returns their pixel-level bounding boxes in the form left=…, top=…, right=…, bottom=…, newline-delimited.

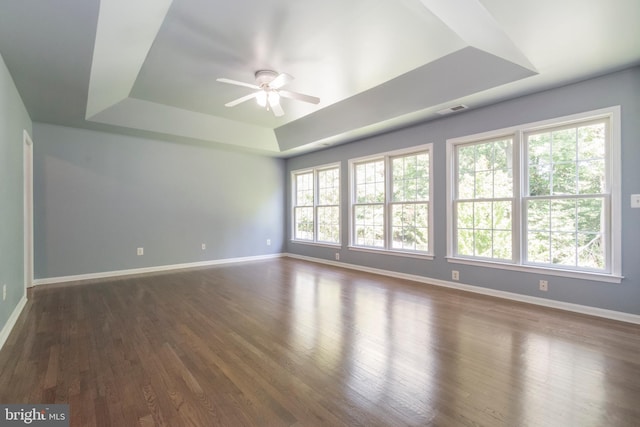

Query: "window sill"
left=290, top=240, right=341, bottom=249
left=446, top=257, right=623, bottom=283
left=348, top=246, right=434, bottom=260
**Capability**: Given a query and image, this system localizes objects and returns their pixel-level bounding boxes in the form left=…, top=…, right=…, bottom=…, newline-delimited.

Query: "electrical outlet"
left=266, top=239, right=271, bottom=246
left=452, top=270, right=459, bottom=281
left=2, top=284, right=6, bottom=301
left=335, top=252, right=340, bottom=261
left=201, top=243, right=206, bottom=250
left=631, top=194, right=640, bottom=208
left=137, top=247, right=144, bottom=256
left=539, top=280, right=548, bottom=291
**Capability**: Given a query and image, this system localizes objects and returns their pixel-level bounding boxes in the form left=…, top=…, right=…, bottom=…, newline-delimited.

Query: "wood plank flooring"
left=1, top=258, right=639, bottom=426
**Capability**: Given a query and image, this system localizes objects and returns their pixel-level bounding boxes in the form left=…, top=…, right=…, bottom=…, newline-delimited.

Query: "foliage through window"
left=292, top=165, right=340, bottom=244
left=455, top=137, right=513, bottom=260
left=350, top=145, right=433, bottom=255
left=448, top=108, right=620, bottom=278
left=525, top=120, right=607, bottom=270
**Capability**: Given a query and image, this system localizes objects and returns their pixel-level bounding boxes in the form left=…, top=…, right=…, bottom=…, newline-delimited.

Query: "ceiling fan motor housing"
left=255, top=70, right=278, bottom=87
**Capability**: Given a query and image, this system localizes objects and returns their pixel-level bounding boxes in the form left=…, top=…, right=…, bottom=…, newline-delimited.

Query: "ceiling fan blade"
left=225, top=92, right=258, bottom=107
left=269, top=97, right=285, bottom=117
left=217, top=78, right=260, bottom=90
left=270, top=73, right=293, bottom=89
left=279, top=90, right=320, bottom=105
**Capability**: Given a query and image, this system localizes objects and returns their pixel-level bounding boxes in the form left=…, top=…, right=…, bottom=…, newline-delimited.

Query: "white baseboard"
left=0, top=294, right=28, bottom=352
left=28, top=252, right=640, bottom=325
left=284, top=253, right=640, bottom=325
left=33, top=253, right=283, bottom=286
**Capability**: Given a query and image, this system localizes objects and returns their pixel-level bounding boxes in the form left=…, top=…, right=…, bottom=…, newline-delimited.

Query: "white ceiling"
left=0, top=0, right=638, bottom=156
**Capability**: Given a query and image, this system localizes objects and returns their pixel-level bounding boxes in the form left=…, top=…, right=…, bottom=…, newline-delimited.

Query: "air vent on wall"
left=436, top=104, right=469, bottom=115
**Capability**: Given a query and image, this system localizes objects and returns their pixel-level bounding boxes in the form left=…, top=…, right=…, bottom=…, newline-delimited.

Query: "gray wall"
left=286, top=66, right=640, bottom=315
left=0, top=52, right=32, bottom=329
left=33, top=123, right=285, bottom=278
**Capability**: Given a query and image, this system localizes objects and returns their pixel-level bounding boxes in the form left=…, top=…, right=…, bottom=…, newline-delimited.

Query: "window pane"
left=391, top=203, right=429, bottom=251
left=474, top=229, right=492, bottom=258
left=494, top=230, right=512, bottom=260
left=458, top=145, right=475, bottom=172
left=552, top=163, right=577, bottom=195
left=493, top=201, right=512, bottom=231
left=295, top=173, right=314, bottom=206
left=355, top=160, right=384, bottom=203
left=493, top=168, right=513, bottom=198
left=457, top=140, right=513, bottom=200
left=392, top=159, right=405, bottom=201
left=457, top=229, right=474, bottom=256
left=474, top=202, right=492, bottom=229
left=527, top=125, right=606, bottom=197
left=578, top=160, right=605, bottom=194
left=527, top=200, right=550, bottom=232
left=475, top=170, right=493, bottom=198
left=577, top=198, right=603, bottom=233
left=392, top=153, right=429, bottom=202
left=528, top=132, right=552, bottom=197
left=354, top=204, right=384, bottom=247
left=294, top=207, right=314, bottom=240
left=457, top=145, right=475, bottom=199
left=456, top=202, right=474, bottom=229
left=577, top=233, right=604, bottom=269
left=458, top=171, right=475, bottom=199
left=551, top=232, right=576, bottom=266
left=318, top=206, right=339, bottom=243
left=578, top=123, right=606, bottom=160
left=528, top=232, right=550, bottom=264
left=494, top=140, right=512, bottom=169
left=551, top=199, right=576, bottom=232
left=475, top=143, right=493, bottom=170
left=461, top=200, right=513, bottom=261
left=528, top=165, right=551, bottom=196
left=528, top=132, right=551, bottom=165
left=318, top=168, right=340, bottom=205
left=551, top=128, right=577, bottom=163
left=526, top=197, right=606, bottom=269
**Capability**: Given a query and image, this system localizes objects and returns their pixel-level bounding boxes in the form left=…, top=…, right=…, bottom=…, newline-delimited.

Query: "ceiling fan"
left=217, top=70, right=320, bottom=117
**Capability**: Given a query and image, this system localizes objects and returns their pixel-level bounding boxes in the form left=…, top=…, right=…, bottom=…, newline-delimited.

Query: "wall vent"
left=437, top=104, right=469, bottom=115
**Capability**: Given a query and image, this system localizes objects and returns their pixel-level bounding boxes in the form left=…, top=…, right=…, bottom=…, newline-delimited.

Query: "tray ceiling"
left=0, top=0, right=638, bottom=155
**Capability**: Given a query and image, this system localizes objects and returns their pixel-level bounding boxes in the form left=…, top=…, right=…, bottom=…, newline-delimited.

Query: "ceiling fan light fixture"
left=268, top=91, right=280, bottom=106
left=218, top=70, right=319, bottom=117
left=256, top=90, right=267, bottom=107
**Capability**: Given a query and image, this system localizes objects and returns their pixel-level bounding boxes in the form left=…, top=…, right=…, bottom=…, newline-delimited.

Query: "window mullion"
left=314, top=170, right=319, bottom=242
left=514, top=131, right=522, bottom=265
left=385, top=155, right=392, bottom=251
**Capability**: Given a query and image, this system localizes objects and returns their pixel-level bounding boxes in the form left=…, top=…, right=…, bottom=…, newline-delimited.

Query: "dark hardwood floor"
left=1, top=258, right=639, bottom=426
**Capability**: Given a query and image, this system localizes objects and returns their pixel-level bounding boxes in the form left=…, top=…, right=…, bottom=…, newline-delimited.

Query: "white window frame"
left=348, top=144, right=434, bottom=259
left=446, top=106, right=622, bottom=283
left=291, top=163, right=341, bottom=247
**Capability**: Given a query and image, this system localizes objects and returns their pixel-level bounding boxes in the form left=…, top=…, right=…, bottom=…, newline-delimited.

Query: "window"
left=353, top=159, right=385, bottom=247
left=292, top=164, right=340, bottom=244
left=447, top=107, right=621, bottom=281
left=525, top=120, right=608, bottom=270
left=293, top=172, right=314, bottom=240
left=350, top=145, right=433, bottom=256
left=455, top=137, right=514, bottom=261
